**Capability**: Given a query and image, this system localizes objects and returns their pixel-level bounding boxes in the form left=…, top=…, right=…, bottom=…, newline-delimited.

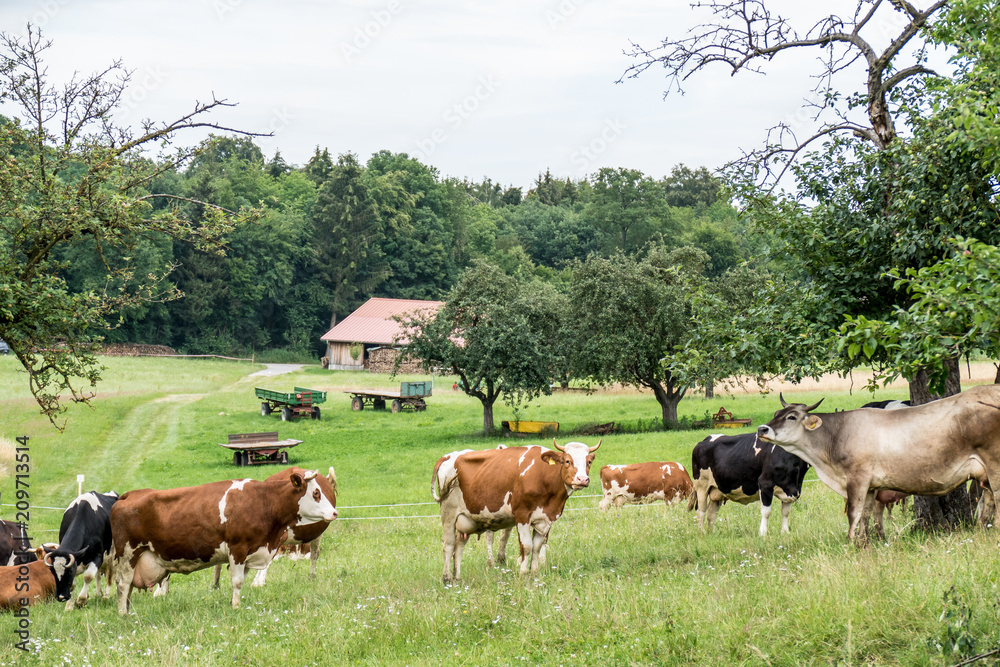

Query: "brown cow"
left=211, top=466, right=338, bottom=589
left=598, top=462, right=693, bottom=510
left=757, top=385, right=1000, bottom=543
left=433, top=439, right=600, bottom=584
left=0, top=547, right=57, bottom=610
left=111, top=468, right=336, bottom=613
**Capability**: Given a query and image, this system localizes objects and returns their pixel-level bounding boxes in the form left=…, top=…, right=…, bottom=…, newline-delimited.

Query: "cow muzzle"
left=757, top=425, right=773, bottom=441
left=571, top=476, right=590, bottom=489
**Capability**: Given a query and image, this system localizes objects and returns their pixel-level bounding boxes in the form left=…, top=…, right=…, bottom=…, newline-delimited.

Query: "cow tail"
left=431, top=463, right=442, bottom=503
left=686, top=488, right=697, bottom=512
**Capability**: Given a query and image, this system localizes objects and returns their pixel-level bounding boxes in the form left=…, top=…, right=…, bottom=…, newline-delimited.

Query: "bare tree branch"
left=620, top=1, right=948, bottom=188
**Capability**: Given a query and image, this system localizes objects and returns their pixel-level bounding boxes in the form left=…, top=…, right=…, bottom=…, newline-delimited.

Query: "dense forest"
left=66, top=137, right=758, bottom=359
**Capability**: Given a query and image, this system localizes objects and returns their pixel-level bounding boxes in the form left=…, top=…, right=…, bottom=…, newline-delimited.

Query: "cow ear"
left=290, top=472, right=305, bottom=488
left=541, top=450, right=561, bottom=465
left=804, top=415, right=823, bottom=431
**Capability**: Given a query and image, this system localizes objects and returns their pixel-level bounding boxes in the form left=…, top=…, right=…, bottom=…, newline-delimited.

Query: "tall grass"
left=0, top=357, right=995, bottom=666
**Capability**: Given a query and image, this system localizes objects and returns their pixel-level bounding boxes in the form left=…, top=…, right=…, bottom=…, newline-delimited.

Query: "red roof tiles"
left=320, top=298, right=444, bottom=346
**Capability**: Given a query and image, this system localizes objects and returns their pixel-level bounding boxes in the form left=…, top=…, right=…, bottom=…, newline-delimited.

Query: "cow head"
left=42, top=547, right=77, bottom=603
left=289, top=469, right=337, bottom=525
left=758, top=395, right=825, bottom=446
left=542, top=439, right=601, bottom=491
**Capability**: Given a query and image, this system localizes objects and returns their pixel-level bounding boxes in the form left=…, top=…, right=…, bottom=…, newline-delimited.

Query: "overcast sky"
left=1, top=0, right=925, bottom=189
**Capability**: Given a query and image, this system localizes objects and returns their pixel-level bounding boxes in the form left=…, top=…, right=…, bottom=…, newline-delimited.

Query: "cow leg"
left=873, top=500, right=887, bottom=539
left=758, top=483, right=776, bottom=536
left=758, top=502, right=772, bottom=536
left=485, top=531, right=496, bottom=568
left=515, top=522, right=533, bottom=575
left=441, top=509, right=459, bottom=585
left=229, top=557, right=246, bottom=609
left=705, top=498, right=721, bottom=532
left=115, top=557, right=135, bottom=615
left=693, top=480, right=712, bottom=531
left=251, top=560, right=271, bottom=588
left=212, top=564, right=222, bottom=589
left=453, top=532, right=469, bottom=582
left=308, top=537, right=321, bottom=578
left=598, top=493, right=611, bottom=511
left=69, top=561, right=100, bottom=610
left=845, top=483, right=873, bottom=545
left=492, top=528, right=510, bottom=567
left=779, top=500, right=794, bottom=534
left=530, top=529, right=547, bottom=573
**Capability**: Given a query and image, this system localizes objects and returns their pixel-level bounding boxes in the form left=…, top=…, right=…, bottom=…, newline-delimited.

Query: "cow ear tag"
left=805, top=415, right=823, bottom=431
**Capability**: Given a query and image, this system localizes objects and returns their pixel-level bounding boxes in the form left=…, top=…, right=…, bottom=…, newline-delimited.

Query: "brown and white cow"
left=111, top=468, right=336, bottom=613
left=757, top=385, right=1000, bottom=543
left=0, top=547, right=57, bottom=610
left=433, top=439, right=600, bottom=584
left=211, top=466, right=338, bottom=589
left=598, top=462, right=693, bottom=510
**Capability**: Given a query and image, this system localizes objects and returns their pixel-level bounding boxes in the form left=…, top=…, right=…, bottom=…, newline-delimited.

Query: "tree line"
left=73, top=138, right=754, bottom=358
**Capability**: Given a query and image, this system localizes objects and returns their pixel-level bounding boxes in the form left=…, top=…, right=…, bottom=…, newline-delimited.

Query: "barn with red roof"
left=320, top=298, right=444, bottom=371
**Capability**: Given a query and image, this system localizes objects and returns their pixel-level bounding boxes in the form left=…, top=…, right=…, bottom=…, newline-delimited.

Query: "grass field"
left=0, top=356, right=998, bottom=666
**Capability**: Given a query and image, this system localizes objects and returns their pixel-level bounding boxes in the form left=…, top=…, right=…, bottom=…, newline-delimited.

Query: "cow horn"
left=43, top=551, right=54, bottom=566
left=553, top=438, right=565, bottom=453
left=805, top=398, right=825, bottom=412
left=779, top=393, right=789, bottom=408
left=589, top=439, right=602, bottom=453
left=67, top=553, right=76, bottom=569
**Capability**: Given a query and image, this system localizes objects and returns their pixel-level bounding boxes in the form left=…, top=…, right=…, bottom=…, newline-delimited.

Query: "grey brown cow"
left=757, top=386, right=1000, bottom=543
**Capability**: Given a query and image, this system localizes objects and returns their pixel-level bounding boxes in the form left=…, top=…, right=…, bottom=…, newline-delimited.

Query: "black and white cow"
left=0, top=520, right=35, bottom=566
left=687, top=432, right=810, bottom=536
left=46, top=491, right=118, bottom=610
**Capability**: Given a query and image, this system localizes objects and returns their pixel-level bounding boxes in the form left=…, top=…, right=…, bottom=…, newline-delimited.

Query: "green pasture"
left=0, top=355, right=996, bottom=666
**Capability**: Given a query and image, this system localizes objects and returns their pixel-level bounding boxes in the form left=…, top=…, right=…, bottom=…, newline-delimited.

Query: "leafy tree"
left=567, top=245, right=710, bottom=425
left=662, top=164, right=721, bottom=208
left=0, top=27, right=262, bottom=425
left=501, top=199, right=599, bottom=268
left=311, top=153, right=415, bottom=327
left=623, top=0, right=999, bottom=531
left=585, top=167, right=672, bottom=252
left=366, top=151, right=457, bottom=300
left=304, top=146, right=334, bottom=185
left=398, top=261, right=568, bottom=433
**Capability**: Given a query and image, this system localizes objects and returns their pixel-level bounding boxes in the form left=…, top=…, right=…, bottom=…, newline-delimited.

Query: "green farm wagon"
left=255, top=386, right=327, bottom=421
left=345, top=381, right=432, bottom=413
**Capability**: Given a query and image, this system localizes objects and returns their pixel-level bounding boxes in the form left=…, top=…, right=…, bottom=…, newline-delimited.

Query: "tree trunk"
left=910, top=356, right=972, bottom=531
left=704, top=379, right=714, bottom=400
left=650, top=382, right=680, bottom=427
left=482, top=399, right=495, bottom=434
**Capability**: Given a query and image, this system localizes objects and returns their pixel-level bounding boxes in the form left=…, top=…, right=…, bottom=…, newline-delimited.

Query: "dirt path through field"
left=97, top=393, right=206, bottom=486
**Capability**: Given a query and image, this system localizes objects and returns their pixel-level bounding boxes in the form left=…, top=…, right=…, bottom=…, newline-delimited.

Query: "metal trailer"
left=254, top=386, right=327, bottom=421
left=345, top=381, right=432, bottom=413
left=218, top=432, right=302, bottom=466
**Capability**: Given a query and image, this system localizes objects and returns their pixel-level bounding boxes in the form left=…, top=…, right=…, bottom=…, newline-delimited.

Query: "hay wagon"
left=255, top=386, right=326, bottom=421
left=218, top=432, right=302, bottom=467
left=345, top=381, right=431, bottom=413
